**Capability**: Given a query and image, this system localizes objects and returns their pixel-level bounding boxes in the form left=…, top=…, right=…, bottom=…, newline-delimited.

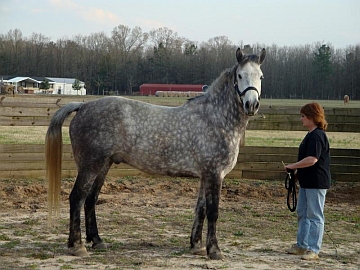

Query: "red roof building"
left=139, top=84, right=205, bottom=95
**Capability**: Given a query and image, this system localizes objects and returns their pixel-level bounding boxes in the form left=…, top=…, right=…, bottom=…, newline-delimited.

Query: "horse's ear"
left=236, top=48, right=244, bottom=63
left=259, top=48, right=266, bottom=64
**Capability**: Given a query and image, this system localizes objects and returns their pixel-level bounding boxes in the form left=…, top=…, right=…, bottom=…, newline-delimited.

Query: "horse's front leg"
left=68, top=171, right=96, bottom=257
left=190, top=180, right=206, bottom=256
left=205, top=173, right=224, bottom=260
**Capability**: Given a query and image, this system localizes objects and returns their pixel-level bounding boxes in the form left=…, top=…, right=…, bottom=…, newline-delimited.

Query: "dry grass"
left=246, top=130, right=360, bottom=149
left=0, top=126, right=71, bottom=144
left=0, top=126, right=358, bottom=149
left=0, top=177, right=359, bottom=269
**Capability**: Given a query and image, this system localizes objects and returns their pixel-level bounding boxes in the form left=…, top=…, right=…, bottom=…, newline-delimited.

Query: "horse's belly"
left=124, top=147, right=200, bottom=178
left=126, top=158, right=199, bottom=178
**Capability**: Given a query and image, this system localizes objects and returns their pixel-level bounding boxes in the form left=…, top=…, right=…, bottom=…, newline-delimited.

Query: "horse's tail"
left=46, top=102, right=84, bottom=224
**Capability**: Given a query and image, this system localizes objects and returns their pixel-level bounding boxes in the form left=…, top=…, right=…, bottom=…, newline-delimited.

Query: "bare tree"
left=0, top=27, right=358, bottom=99
left=28, top=33, right=50, bottom=75
left=1, top=29, right=25, bottom=74
left=110, top=25, right=148, bottom=93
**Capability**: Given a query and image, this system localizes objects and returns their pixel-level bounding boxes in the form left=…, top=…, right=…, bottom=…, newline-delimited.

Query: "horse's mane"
left=186, top=65, right=236, bottom=103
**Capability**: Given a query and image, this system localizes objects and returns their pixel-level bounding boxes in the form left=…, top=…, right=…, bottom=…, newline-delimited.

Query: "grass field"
left=0, top=97, right=359, bottom=148
left=0, top=126, right=359, bottom=149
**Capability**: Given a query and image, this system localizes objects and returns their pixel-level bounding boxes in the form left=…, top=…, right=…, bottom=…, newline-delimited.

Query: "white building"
left=3, top=77, right=54, bottom=94
left=46, top=77, right=86, bottom=95
left=0, top=76, right=86, bottom=95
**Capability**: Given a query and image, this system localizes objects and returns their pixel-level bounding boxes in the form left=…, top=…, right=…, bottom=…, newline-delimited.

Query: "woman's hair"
left=300, top=102, right=328, bottom=131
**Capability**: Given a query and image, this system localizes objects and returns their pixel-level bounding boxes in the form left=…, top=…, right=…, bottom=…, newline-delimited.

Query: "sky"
left=1, top=0, right=359, bottom=49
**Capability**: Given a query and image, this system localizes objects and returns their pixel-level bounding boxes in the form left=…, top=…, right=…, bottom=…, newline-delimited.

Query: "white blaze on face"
left=236, top=62, right=263, bottom=115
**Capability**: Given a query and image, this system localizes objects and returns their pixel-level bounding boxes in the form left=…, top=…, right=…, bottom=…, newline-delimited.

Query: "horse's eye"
left=238, top=74, right=242, bottom=79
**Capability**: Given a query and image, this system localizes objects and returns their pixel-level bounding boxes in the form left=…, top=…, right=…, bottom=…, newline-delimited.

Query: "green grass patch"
left=0, top=234, right=11, bottom=241
left=0, top=239, right=20, bottom=249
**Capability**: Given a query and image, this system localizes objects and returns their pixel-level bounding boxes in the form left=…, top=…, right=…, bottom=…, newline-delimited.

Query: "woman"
left=285, top=102, right=331, bottom=260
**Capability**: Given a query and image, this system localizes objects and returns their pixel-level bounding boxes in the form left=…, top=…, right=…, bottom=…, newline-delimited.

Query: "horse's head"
left=234, top=48, right=266, bottom=116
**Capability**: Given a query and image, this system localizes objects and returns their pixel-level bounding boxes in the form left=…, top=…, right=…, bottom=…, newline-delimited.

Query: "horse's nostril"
left=255, top=102, right=260, bottom=110
left=245, top=101, right=250, bottom=110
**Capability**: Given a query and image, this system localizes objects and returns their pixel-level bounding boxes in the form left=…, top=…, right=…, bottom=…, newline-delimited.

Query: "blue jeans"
left=296, top=187, right=327, bottom=254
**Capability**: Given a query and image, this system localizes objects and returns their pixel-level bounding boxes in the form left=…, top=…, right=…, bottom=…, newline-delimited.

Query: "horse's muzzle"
left=244, top=100, right=260, bottom=116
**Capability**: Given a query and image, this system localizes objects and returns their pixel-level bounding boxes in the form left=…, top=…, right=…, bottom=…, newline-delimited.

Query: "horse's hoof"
left=92, top=242, right=107, bottom=250
left=208, top=251, right=225, bottom=260
left=191, top=247, right=207, bottom=256
left=207, top=246, right=224, bottom=260
left=69, top=244, right=89, bottom=257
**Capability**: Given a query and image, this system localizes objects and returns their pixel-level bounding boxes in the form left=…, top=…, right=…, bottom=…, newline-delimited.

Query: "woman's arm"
left=285, top=156, right=318, bottom=170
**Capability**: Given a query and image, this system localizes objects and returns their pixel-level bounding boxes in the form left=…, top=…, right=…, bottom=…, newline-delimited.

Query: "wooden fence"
left=1, top=144, right=358, bottom=182
left=0, top=95, right=359, bottom=182
left=0, top=95, right=359, bottom=131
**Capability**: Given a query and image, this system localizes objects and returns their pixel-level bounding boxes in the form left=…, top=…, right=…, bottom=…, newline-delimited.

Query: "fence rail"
left=0, top=95, right=359, bottom=181
left=1, top=96, right=359, bottom=132
left=0, top=144, right=358, bottom=182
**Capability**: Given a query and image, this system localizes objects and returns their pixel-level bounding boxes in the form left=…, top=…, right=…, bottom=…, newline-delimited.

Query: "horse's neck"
left=206, top=82, right=249, bottom=133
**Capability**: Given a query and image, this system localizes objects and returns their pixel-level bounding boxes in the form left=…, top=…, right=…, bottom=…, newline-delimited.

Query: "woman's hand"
left=285, top=164, right=296, bottom=171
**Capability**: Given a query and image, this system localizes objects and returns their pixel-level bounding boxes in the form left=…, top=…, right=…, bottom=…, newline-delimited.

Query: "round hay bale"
left=1, top=85, right=14, bottom=94
left=17, top=86, right=24, bottom=93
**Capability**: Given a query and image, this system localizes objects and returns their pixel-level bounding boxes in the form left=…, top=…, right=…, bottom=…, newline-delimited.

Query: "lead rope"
left=284, top=169, right=297, bottom=212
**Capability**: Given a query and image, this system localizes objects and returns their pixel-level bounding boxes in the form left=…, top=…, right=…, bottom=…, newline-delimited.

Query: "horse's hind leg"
left=190, top=179, right=207, bottom=256
left=68, top=170, right=97, bottom=256
left=85, top=161, right=112, bottom=250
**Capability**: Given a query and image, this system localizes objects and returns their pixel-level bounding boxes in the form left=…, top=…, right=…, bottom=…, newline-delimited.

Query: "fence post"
left=240, top=129, right=245, bottom=147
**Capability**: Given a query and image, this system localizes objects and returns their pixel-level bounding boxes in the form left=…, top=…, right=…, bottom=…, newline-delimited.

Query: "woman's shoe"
left=286, top=244, right=307, bottom=255
left=301, top=250, right=319, bottom=260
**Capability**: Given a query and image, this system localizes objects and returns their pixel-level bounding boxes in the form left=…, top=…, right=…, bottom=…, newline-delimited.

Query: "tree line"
left=0, top=26, right=359, bottom=99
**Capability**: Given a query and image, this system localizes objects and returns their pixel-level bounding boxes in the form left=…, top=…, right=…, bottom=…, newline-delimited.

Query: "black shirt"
left=297, top=128, right=331, bottom=189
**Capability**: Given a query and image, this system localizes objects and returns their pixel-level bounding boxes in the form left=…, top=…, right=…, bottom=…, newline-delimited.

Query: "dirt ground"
left=0, top=176, right=359, bottom=270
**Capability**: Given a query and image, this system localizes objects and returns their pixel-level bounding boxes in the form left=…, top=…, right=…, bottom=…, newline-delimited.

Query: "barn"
left=139, top=84, right=205, bottom=95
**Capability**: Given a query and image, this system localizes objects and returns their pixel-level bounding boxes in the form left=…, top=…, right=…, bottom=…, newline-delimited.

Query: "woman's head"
left=300, top=102, right=328, bottom=131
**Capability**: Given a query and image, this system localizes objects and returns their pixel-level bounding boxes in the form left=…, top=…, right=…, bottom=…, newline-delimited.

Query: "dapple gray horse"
left=46, top=47, right=266, bottom=259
